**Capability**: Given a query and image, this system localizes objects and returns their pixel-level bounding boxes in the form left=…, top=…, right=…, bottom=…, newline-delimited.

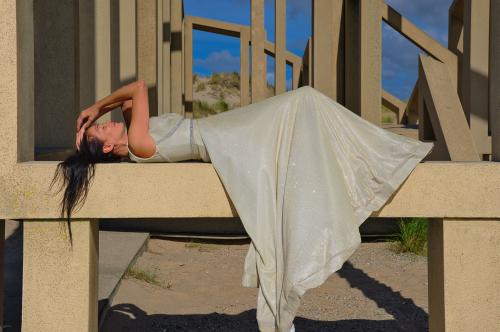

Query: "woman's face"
left=86, top=120, right=126, bottom=150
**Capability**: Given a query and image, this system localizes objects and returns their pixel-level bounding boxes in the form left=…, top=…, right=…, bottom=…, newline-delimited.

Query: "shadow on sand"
left=102, top=261, right=428, bottom=332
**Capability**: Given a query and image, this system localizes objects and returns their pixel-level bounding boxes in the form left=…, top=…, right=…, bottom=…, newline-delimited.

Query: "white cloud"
left=194, top=50, right=240, bottom=74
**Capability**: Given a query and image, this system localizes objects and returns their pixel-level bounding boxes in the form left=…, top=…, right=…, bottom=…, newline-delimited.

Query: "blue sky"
left=185, top=0, right=453, bottom=101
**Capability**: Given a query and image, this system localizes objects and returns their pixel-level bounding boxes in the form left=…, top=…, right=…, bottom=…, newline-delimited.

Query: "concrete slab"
left=98, top=230, right=149, bottom=329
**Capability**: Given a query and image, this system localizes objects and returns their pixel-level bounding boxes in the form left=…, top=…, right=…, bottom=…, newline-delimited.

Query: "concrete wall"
left=34, top=0, right=77, bottom=152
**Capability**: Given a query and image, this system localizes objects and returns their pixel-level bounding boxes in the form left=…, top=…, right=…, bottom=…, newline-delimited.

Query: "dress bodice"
left=127, top=113, right=211, bottom=163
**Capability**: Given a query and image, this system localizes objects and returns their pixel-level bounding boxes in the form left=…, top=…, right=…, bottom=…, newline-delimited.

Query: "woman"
left=53, top=79, right=433, bottom=332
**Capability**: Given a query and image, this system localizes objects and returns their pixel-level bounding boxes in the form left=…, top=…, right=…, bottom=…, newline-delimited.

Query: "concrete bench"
left=1, top=161, right=500, bottom=331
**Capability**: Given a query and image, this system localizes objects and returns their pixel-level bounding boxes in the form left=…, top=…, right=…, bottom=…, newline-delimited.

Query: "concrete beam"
left=312, top=0, right=343, bottom=101
left=159, top=0, right=171, bottom=115
left=251, top=0, right=266, bottom=102
left=490, top=0, right=500, bottom=161
left=418, top=55, right=480, bottom=161
left=184, top=17, right=193, bottom=113
left=240, top=27, right=251, bottom=106
left=404, top=83, right=419, bottom=126
left=22, top=219, right=99, bottom=332
left=382, top=2, right=458, bottom=87
left=275, top=0, right=286, bottom=94
left=1, top=162, right=500, bottom=220
left=170, top=0, right=183, bottom=114
left=345, top=0, right=381, bottom=125
left=382, top=90, right=407, bottom=124
left=428, top=218, right=500, bottom=331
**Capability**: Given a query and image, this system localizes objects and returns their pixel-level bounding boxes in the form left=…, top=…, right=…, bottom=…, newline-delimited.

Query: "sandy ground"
left=102, top=238, right=428, bottom=332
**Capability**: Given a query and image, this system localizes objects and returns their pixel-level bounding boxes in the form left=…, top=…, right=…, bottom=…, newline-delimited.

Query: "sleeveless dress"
left=127, top=86, right=434, bottom=332
left=128, top=113, right=210, bottom=163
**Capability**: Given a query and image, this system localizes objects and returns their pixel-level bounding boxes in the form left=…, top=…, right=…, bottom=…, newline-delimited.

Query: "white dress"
left=128, top=86, right=434, bottom=332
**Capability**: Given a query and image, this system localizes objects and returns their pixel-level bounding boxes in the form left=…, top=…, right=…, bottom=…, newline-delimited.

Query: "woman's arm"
left=76, top=80, right=156, bottom=158
left=76, top=80, right=144, bottom=132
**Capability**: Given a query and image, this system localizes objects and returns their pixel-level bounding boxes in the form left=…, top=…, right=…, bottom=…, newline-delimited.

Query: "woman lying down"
left=53, top=80, right=433, bottom=332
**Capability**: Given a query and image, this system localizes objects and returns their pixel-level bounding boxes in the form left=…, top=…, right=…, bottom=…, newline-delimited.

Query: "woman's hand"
left=76, top=105, right=101, bottom=133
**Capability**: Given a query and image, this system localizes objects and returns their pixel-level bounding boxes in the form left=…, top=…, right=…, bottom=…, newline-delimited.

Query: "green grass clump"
left=389, top=217, right=428, bottom=256
left=382, top=114, right=394, bottom=124
left=213, top=99, right=229, bottom=112
left=124, top=266, right=172, bottom=289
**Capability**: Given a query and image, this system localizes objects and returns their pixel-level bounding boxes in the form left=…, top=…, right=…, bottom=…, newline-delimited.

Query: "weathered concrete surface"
left=170, top=0, right=183, bottom=115
left=345, top=0, right=381, bottom=125
left=418, top=55, right=480, bottom=161
left=382, top=90, right=407, bottom=124
left=428, top=218, right=500, bottom=332
left=251, top=0, right=266, bottom=102
left=491, top=0, right=500, bottom=161
left=3, top=220, right=151, bottom=331
left=274, top=0, right=286, bottom=94
left=462, top=0, right=491, bottom=156
left=98, top=231, right=149, bottom=329
left=22, top=219, right=99, bottom=332
left=2, top=162, right=500, bottom=220
left=312, top=0, right=344, bottom=101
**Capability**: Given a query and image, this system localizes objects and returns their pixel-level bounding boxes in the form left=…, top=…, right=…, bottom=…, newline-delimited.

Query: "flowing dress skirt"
left=196, top=86, right=434, bottom=331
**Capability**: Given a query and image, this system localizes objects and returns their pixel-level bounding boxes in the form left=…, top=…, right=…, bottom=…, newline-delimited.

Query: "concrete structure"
left=418, top=55, right=479, bottom=161
left=3, top=0, right=500, bottom=331
left=461, top=0, right=491, bottom=158
left=345, top=0, right=381, bottom=126
left=312, top=0, right=344, bottom=102
left=275, top=0, right=286, bottom=95
left=381, top=90, right=407, bottom=124
left=183, top=16, right=302, bottom=109
left=251, top=0, right=266, bottom=102
left=490, top=0, right=500, bottom=161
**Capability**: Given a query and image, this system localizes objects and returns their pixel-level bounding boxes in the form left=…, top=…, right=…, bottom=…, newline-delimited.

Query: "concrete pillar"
left=345, top=0, right=381, bottom=126
left=158, top=0, right=171, bottom=115
left=111, top=0, right=137, bottom=122
left=137, top=0, right=158, bottom=116
left=95, top=0, right=112, bottom=122
left=312, top=0, right=343, bottom=101
left=17, top=0, right=35, bottom=161
left=275, top=0, right=286, bottom=95
left=251, top=0, right=266, bottom=103
left=240, top=27, right=251, bottom=106
left=184, top=17, right=193, bottom=114
left=428, top=218, right=500, bottom=331
left=0, top=0, right=18, bottom=166
left=22, top=219, right=99, bottom=332
left=462, top=0, right=490, bottom=157
left=170, top=0, right=184, bottom=114
left=0, top=220, right=4, bottom=328
left=490, top=0, right=500, bottom=161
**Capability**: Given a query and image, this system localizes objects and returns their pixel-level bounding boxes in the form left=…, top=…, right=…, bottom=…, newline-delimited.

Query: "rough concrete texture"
left=2, top=162, right=500, bottom=220
left=98, top=230, right=149, bottom=326
left=418, top=55, right=480, bottom=161
left=101, top=238, right=428, bottom=331
left=22, top=219, right=98, bottom=331
left=428, top=218, right=500, bottom=331
left=491, top=0, right=500, bottom=161
left=3, top=220, right=150, bottom=331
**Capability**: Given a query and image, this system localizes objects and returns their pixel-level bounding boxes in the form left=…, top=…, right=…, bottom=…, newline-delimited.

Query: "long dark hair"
left=50, top=133, right=122, bottom=246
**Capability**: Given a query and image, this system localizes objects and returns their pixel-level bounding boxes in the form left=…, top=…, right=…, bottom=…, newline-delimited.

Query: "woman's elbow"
left=135, top=79, right=147, bottom=91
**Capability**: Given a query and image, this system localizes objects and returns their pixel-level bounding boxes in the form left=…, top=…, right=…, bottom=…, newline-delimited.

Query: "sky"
left=184, top=0, right=454, bottom=101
